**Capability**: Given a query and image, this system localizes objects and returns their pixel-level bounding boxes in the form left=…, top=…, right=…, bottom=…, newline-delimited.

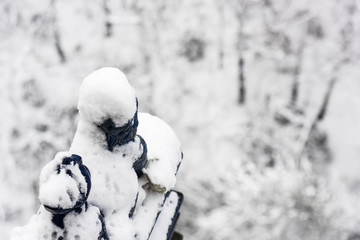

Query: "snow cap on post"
left=78, top=67, right=137, bottom=127
left=39, top=152, right=90, bottom=215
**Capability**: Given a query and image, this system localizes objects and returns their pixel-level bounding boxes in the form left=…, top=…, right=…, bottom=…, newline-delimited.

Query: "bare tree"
left=262, top=0, right=312, bottom=110
left=50, top=0, right=66, bottom=63
left=289, top=38, right=306, bottom=109
left=227, top=0, right=252, bottom=105
left=238, top=56, right=246, bottom=104
left=316, top=77, right=336, bottom=122
left=54, top=29, right=66, bottom=63
left=130, top=0, right=171, bottom=114
left=216, top=0, right=225, bottom=69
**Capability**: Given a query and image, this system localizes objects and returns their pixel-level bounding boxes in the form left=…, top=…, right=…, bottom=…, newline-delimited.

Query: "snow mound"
left=11, top=205, right=105, bottom=240
left=84, top=151, right=139, bottom=216
left=138, top=113, right=182, bottom=193
left=78, top=67, right=137, bottom=126
left=11, top=206, right=58, bottom=240
left=39, top=152, right=88, bottom=211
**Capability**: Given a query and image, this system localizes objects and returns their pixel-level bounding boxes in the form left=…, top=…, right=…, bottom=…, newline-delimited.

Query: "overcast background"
left=1, top=0, right=360, bottom=239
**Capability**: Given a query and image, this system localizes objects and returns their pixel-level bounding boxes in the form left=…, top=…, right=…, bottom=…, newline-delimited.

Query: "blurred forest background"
left=1, top=0, right=360, bottom=239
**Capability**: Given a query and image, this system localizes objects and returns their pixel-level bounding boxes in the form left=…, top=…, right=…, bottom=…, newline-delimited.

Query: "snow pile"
left=12, top=206, right=60, bottom=240
left=12, top=205, right=105, bottom=240
left=78, top=67, right=137, bottom=127
left=138, top=113, right=182, bottom=192
left=79, top=149, right=139, bottom=221
left=61, top=205, right=105, bottom=240
left=39, top=152, right=88, bottom=211
left=12, top=152, right=106, bottom=240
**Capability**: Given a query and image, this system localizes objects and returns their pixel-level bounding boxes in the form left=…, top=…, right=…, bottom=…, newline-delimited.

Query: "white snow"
left=39, top=152, right=87, bottom=210
left=11, top=204, right=104, bottom=240
left=11, top=206, right=60, bottom=240
left=78, top=67, right=137, bottom=126
left=4, top=1, right=360, bottom=239
left=132, top=190, right=166, bottom=240
left=80, top=151, right=139, bottom=217
left=70, top=68, right=142, bottom=239
left=138, top=113, right=182, bottom=192
left=62, top=204, right=104, bottom=239
left=69, top=67, right=182, bottom=239
left=148, top=191, right=181, bottom=240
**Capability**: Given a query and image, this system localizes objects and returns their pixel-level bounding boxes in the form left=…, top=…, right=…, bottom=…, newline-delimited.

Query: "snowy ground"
left=1, top=0, right=360, bottom=239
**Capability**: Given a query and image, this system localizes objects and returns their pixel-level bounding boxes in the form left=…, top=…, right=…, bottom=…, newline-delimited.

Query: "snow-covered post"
left=70, top=67, right=183, bottom=239
left=11, top=153, right=109, bottom=240
left=12, top=67, right=183, bottom=240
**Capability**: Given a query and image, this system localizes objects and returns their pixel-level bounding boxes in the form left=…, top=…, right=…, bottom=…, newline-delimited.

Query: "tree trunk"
left=51, top=0, right=66, bottom=63
left=290, top=63, right=300, bottom=108
left=103, top=0, right=113, bottom=38
left=289, top=39, right=305, bottom=109
left=234, top=1, right=248, bottom=105
left=316, top=77, right=337, bottom=122
left=238, top=57, right=246, bottom=105
left=297, top=76, right=337, bottom=168
left=217, top=2, right=225, bottom=69
left=54, top=30, right=66, bottom=63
